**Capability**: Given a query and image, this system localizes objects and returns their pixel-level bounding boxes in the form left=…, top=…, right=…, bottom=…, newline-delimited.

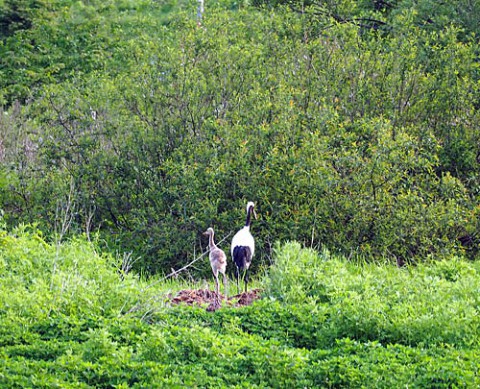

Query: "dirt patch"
left=233, top=288, right=262, bottom=307
left=170, top=288, right=262, bottom=311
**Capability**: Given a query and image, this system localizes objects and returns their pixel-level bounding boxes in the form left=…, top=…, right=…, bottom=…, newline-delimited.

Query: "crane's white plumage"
left=231, top=227, right=255, bottom=260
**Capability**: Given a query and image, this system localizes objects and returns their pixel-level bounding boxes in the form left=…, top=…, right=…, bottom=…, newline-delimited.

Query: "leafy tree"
left=0, top=0, right=44, bottom=37
left=0, top=1, right=479, bottom=273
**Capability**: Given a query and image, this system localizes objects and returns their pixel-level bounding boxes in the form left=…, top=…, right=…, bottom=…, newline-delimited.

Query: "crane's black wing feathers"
left=233, top=246, right=252, bottom=270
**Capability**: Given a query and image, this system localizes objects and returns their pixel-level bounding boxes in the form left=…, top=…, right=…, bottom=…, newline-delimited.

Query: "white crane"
left=231, top=201, right=257, bottom=294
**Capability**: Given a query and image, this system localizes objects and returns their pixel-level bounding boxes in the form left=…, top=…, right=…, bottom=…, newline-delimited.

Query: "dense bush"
left=254, top=0, right=480, bottom=41
left=0, top=0, right=479, bottom=274
left=0, top=224, right=145, bottom=320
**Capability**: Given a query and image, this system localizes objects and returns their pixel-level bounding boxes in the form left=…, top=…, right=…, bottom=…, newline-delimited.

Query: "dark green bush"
left=0, top=0, right=479, bottom=274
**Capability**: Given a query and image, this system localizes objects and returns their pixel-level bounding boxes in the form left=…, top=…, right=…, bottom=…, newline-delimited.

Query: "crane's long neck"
left=245, top=206, right=253, bottom=227
left=208, top=232, right=216, bottom=250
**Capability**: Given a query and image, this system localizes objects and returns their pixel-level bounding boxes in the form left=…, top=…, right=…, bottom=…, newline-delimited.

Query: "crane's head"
left=247, top=201, right=257, bottom=219
left=203, top=227, right=214, bottom=236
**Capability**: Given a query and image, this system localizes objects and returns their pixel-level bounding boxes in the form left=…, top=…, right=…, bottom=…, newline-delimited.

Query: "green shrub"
left=0, top=0, right=479, bottom=274
left=0, top=236, right=479, bottom=387
left=265, top=242, right=480, bottom=348
left=0, top=225, right=149, bottom=319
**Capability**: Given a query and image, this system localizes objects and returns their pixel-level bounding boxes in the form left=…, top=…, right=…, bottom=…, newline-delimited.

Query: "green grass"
left=0, top=227, right=479, bottom=387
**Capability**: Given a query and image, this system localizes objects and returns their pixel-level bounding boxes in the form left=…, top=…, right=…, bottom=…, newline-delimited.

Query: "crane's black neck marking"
left=245, top=205, right=254, bottom=227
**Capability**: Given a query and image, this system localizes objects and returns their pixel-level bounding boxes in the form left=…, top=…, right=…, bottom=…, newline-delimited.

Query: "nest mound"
left=170, top=288, right=262, bottom=311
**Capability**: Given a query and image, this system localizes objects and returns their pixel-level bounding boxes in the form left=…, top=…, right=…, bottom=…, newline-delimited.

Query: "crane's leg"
left=222, top=273, right=228, bottom=301
left=243, top=268, right=249, bottom=293
left=239, top=268, right=248, bottom=293
left=214, top=274, right=220, bottom=296
left=213, top=270, right=220, bottom=306
left=235, top=266, right=240, bottom=295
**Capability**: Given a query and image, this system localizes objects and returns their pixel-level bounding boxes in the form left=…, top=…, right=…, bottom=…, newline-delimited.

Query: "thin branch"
left=159, top=231, right=232, bottom=283
left=122, top=231, right=233, bottom=316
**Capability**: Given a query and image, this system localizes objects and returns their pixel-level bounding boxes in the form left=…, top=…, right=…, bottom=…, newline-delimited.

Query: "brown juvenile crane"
left=203, top=227, right=228, bottom=302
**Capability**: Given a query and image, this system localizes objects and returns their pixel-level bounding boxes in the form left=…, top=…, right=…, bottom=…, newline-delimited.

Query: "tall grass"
left=265, top=241, right=480, bottom=348
left=0, top=224, right=197, bottom=322
left=0, top=228, right=479, bottom=387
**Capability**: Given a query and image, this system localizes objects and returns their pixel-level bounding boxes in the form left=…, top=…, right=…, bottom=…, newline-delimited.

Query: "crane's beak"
left=253, top=207, right=258, bottom=220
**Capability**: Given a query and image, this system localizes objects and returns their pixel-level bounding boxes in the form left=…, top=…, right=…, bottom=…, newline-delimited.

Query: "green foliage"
left=0, top=0, right=45, bottom=37
left=0, top=0, right=479, bottom=274
left=0, top=224, right=165, bottom=323
left=265, top=242, right=480, bottom=348
left=254, top=0, right=480, bottom=40
left=1, top=236, right=480, bottom=387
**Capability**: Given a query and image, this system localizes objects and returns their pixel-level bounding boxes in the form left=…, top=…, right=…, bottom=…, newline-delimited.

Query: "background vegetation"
left=1, top=0, right=479, bottom=275
left=1, top=1, right=479, bottom=386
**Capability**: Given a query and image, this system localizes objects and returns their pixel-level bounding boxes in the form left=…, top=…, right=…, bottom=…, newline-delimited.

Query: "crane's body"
left=204, top=228, right=228, bottom=303
left=231, top=202, right=256, bottom=294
